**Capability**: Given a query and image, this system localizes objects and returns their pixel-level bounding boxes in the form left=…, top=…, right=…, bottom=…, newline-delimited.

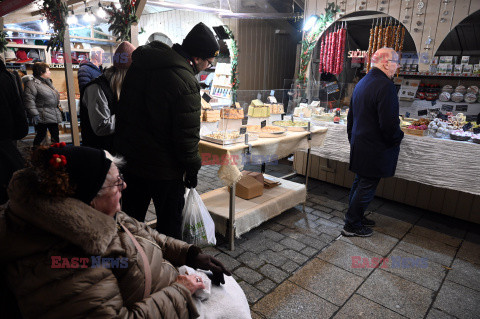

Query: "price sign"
left=465, top=115, right=477, bottom=122
left=239, top=127, right=247, bottom=135
left=441, top=104, right=454, bottom=111
left=202, top=93, right=211, bottom=103
left=261, top=120, right=266, bottom=128
left=418, top=109, right=428, bottom=116
left=242, top=117, right=248, bottom=125
left=456, top=105, right=468, bottom=112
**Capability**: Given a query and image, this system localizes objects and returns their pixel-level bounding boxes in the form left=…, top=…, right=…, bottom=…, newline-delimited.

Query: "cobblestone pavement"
left=146, top=163, right=480, bottom=319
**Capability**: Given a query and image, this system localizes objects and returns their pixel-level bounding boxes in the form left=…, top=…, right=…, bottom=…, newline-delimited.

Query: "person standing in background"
left=78, top=46, right=104, bottom=93
left=115, top=22, right=219, bottom=239
left=81, top=42, right=135, bottom=154
left=344, top=48, right=404, bottom=237
left=0, top=56, right=28, bottom=205
left=23, top=62, right=62, bottom=147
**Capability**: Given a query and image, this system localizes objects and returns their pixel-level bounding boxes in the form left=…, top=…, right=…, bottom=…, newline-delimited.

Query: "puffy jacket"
left=78, top=61, right=102, bottom=93
left=0, top=168, right=200, bottom=319
left=23, top=76, right=62, bottom=124
left=114, top=41, right=202, bottom=181
left=80, top=74, right=117, bottom=153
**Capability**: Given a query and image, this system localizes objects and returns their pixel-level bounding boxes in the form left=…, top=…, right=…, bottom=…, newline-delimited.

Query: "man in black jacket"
left=115, top=23, right=219, bottom=239
left=0, top=57, right=28, bottom=204
left=344, top=48, right=404, bottom=237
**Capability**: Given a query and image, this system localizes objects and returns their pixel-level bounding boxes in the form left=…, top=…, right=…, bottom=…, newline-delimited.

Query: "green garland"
left=298, top=2, right=339, bottom=85
left=105, top=0, right=138, bottom=42
left=224, top=27, right=239, bottom=104
left=0, top=30, right=7, bottom=53
left=38, top=0, right=68, bottom=52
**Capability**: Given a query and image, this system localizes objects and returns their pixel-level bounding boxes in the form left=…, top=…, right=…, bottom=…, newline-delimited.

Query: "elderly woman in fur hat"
left=0, top=145, right=233, bottom=318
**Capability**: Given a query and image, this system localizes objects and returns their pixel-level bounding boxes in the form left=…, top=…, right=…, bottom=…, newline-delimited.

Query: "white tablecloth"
left=199, top=127, right=328, bottom=186
left=309, top=122, right=480, bottom=196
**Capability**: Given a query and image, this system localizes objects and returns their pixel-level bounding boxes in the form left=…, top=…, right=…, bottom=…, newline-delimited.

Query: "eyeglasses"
left=203, top=58, right=214, bottom=69
left=102, top=173, right=125, bottom=190
left=388, top=59, right=400, bottom=64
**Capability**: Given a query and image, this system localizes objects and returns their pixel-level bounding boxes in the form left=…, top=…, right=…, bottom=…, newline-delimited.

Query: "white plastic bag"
left=182, top=188, right=216, bottom=246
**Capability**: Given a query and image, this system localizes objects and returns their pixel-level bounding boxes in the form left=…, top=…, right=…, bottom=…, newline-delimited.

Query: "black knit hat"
left=45, top=145, right=112, bottom=204
left=182, top=22, right=220, bottom=59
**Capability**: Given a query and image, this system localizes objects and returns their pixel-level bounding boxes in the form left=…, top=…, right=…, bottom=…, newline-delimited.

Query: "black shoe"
left=341, top=225, right=373, bottom=237
left=362, top=217, right=376, bottom=227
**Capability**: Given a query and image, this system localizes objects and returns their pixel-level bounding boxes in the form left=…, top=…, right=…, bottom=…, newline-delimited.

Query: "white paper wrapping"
left=309, top=122, right=480, bottom=196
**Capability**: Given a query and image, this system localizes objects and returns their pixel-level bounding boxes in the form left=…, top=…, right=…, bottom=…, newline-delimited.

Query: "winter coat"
left=80, top=74, right=117, bottom=153
left=0, top=168, right=200, bottom=319
left=23, top=76, right=62, bottom=124
left=0, top=60, right=28, bottom=204
left=0, top=60, right=28, bottom=141
left=347, top=67, right=404, bottom=178
left=78, top=61, right=102, bottom=93
left=114, top=41, right=202, bottom=181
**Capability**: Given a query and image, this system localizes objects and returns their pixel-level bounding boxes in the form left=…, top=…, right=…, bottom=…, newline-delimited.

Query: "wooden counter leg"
left=228, top=183, right=236, bottom=251
left=303, top=148, right=311, bottom=213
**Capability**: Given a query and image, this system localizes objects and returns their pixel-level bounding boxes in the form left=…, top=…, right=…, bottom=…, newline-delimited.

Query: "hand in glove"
left=184, top=170, right=198, bottom=189
left=189, top=253, right=232, bottom=285
left=32, top=115, right=40, bottom=126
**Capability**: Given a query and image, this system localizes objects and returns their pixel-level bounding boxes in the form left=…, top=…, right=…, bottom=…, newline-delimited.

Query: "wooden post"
left=130, top=0, right=147, bottom=47
left=61, top=5, right=80, bottom=146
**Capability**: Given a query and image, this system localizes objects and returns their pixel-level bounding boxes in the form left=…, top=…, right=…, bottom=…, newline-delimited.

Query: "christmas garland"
left=38, top=0, right=68, bottom=52
left=0, top=31, right=7, bottom=53
left=224, top=27, right=239, bottom=104
left=105, top=0, right=138, bottom=42
left=298, top=2, right=339, bottom=85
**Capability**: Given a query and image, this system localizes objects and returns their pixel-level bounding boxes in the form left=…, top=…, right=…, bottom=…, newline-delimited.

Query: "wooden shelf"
left=398, top=71, right=480, bottom=78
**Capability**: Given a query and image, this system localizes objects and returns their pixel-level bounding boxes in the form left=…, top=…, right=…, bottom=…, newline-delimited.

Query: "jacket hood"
left=21, top=74, right=34, bottom=84
left=80, top=60, right=101, bottom=70
left=131, top=41, right=194, bottom=75
left=0, top=169, right=117, bottom=260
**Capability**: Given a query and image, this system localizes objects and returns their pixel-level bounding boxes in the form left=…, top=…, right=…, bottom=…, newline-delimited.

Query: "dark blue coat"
left=77, top=61, right=102, bottom=93
left=347, top=68, right=404, bottom=178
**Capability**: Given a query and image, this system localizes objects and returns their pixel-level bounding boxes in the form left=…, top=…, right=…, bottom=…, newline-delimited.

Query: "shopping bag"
left=181, top=188, right=216, bottom=246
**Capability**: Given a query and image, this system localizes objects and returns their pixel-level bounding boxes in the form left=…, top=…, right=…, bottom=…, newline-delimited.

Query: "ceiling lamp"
left=67, top=9, right=78, bottom=25
left=84, top=8, right=96, bottom=23
left=303, top=15, right=319, bottom=31
left=96, top=3, right=107, bottom=19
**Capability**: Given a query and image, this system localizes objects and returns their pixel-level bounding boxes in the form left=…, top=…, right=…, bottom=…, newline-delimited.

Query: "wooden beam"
left=61, top=0, right=81, bottom=146
left=30, top=0, right=85, bottom=17
left=130, top=0, right=147, bottom=47
left=135, top=0, right=147, bottom=19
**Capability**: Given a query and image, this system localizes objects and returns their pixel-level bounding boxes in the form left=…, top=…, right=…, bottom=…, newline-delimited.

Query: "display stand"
left=199, top=127, right=328, bottom=250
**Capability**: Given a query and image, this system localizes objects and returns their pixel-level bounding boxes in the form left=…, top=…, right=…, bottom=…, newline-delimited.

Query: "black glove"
left=188, top=251, right=232, bottom=285
left=184, top=170, right=198, bottom=189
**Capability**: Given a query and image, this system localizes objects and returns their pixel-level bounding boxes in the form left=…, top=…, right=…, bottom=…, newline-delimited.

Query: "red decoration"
left=50, top=141, right=66, bottom=148
left=49, top=154, right=67, bottom=168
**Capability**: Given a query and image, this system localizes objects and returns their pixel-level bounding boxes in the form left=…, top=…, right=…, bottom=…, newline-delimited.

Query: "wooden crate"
left=401, top=127, right=428, bottom=136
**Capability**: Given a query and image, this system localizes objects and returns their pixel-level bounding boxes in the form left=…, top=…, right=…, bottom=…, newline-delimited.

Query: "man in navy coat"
left=344, top=48, right=404, bottom=237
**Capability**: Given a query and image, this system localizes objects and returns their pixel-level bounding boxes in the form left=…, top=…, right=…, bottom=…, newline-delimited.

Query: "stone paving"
left=145, top=163, right=480, bottom=319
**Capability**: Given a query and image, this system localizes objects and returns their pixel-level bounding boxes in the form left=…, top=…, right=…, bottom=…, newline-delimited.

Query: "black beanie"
left=182, top=22, right=220, bottom=59
left=45, top=146, right=112, bottom=204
